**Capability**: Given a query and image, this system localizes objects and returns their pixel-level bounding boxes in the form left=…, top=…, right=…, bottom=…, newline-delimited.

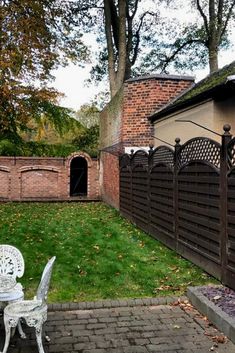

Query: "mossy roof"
left=150, top=61, right=235, bottom=122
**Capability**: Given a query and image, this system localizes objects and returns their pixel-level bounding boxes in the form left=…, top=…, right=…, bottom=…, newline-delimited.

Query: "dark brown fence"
left=119, top=125, right=235, bottom=290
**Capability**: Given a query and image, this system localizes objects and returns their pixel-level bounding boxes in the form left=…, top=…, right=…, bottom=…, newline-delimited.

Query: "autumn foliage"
left=0, top=0, right=87, bottom=140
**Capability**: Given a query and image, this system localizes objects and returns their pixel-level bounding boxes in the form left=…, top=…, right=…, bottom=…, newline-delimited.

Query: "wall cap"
left=125, top=74, right=195, bottom=84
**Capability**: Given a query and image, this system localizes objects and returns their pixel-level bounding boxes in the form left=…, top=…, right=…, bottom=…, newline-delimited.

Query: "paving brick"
left=0, top=298, right=234, bottom=353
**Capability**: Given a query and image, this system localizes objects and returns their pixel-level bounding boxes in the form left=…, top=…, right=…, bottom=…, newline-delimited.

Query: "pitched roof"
left=149, top=61, right=235, bottom=122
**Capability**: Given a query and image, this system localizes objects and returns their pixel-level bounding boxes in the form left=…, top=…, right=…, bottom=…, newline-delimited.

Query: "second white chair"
left=1, top=256, right=56, bottom=353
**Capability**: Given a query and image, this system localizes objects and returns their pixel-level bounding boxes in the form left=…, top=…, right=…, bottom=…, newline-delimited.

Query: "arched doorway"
left=70, top=157, right=88, bottom=196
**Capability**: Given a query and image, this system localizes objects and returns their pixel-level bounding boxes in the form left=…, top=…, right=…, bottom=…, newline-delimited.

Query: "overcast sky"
left=52, top=6, right=235, bottom=112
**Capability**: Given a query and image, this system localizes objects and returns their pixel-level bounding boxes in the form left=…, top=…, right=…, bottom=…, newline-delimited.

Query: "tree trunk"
left=209, top=46, right=219, bottom=72
left=104, top=0, right=127, bottom=98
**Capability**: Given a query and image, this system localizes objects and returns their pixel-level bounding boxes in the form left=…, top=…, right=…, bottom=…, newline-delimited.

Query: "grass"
left=0, top=202, right=218, bottom=302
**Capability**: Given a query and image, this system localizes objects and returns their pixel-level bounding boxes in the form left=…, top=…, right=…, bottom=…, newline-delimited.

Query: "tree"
left=195, top=0, right=235, bottom=72
left=74, top=0, right=235, bottom=96
left=75, top=104, right=100, bottom=128
left=74, top=0, right=158, bottom=97
left=0, top=0, right=88, bottom=139
left=148, top=0, right=235, bottom=74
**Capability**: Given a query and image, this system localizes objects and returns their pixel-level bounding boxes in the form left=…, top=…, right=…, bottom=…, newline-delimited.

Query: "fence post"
left=148, top=144, right=154, bottom=233
left=220, top=124, right=232, bottom=284
left=129, top=149, right=134, bottom=222
left=174, top=138, right=181, bottom=251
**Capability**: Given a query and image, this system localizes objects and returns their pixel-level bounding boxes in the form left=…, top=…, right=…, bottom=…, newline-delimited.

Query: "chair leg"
left=17, top=320, right=26, bottom=339
left=2, top=317, right=18, bottom=353
left=35, top=323, right=45, bottom=353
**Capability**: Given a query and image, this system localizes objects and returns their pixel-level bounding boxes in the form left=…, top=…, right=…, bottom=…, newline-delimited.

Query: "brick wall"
left=100, top=152, right=119, bottom=209
left=122, top=75, right=195, bottom=146
left=99, top=74, right=194, bottom=209
left=0, top=153, right=99, bottom=201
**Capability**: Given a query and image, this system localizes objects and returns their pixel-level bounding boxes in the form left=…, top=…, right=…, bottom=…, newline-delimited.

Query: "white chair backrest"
left=0, top=245, right=25, bottom=278
left=36, top=256, right=56, bottom=303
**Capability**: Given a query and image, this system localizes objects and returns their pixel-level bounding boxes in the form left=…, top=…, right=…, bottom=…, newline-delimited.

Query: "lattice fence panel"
left=227, top=169, right=235, bottom=278
left=150, top=146, right=174, bottom=169
left=178, top=162, right=221, bottom=270
left=227, top=138, right=235, bottom=168
left=120, top=167, right=132, bottom=219
left=131, top=151, right=149, bottom=168
left=132, top=165, right=149, bottom=231
left=149, top=165, right=175, bottom=247
left=177, top=138, right=221, bottom=169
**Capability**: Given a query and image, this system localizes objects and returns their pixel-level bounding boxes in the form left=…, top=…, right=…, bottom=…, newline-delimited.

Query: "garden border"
left=187, top=286, right=235, bottom=344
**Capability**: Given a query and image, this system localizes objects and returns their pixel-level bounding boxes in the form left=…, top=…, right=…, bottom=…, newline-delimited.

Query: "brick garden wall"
left=99, top=74, right=194, bottom=209
left=99, top=152, right=119, bottom=209
left=0, top=152, right=99, bottom=201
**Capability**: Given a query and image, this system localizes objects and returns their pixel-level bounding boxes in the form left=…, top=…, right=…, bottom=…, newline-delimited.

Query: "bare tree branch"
left=220, top=0, right=235, bottom=38
left=130, top=10, right=157, bottom=66
left=159, top=38, right=205, bottom=72
left=129, top=0, right=139, bottom=20
left=196, top=0, right=209, bottom=34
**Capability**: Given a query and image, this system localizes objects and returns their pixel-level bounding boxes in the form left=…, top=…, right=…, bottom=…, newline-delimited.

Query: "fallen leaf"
left=213, top=295, right=222, bottom=301
left=212, top=335, right=227, bottom=344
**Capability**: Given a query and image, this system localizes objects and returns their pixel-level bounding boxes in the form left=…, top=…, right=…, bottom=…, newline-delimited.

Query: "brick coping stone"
left=48, top=295, right=187, bottom=312
left=187, top=286, right=235, bottom=345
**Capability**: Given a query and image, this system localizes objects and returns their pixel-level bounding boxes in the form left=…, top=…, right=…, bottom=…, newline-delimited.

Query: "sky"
left=52, top=6, right=235, bottom=112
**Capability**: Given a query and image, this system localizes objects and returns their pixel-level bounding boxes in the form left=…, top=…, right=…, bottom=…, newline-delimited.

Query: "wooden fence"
left=119, top=125, right=235, bottom=290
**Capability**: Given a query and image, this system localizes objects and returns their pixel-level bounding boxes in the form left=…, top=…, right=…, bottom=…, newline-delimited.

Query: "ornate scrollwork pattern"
left=0, top=245, right=24, bottom=278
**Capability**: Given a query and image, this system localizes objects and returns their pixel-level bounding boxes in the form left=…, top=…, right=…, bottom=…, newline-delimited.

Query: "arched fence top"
left=131, top=150, right=149, bottom=168
left=177, top=160, right=220, bottom=175
left=177, top=137, right=221, bottom=170
left=119, top=153, right=131, bottom=168
left=149, top=146, right=174, bottom=169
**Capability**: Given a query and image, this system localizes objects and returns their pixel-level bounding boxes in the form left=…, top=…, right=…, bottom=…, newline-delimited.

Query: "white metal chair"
left=0, top=245, right=25, bottom=339
left=0, top=245, right=24, bottom=306
left=0, top=244, right=25, bottom=302
left=1, top=256, right=56, bottom=353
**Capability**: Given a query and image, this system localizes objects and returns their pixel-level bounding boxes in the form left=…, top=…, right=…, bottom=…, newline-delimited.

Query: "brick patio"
left=0, top=298, right=234, bottom=353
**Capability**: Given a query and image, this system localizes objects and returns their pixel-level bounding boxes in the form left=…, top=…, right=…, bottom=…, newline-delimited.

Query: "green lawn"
left=0, top=202, right=217, bottom=302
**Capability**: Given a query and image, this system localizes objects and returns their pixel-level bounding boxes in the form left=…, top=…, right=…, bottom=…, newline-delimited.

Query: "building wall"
left=214, top=96, right=235, bottom=136
left=153, top=96, right=235, bottom=146
left=153, top=100, right=216, bottom=145
left=99, top=74, right=194, bottom=209
left=0, top=153, right=99, bottom=201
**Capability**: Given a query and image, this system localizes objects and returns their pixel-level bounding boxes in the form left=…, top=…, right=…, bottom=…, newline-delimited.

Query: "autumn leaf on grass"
left=169, top=266, right=180, bottom=273
left=154, top=285, right=174, bottom=291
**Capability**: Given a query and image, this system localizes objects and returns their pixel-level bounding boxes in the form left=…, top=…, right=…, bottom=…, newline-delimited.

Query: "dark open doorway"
left=70, top=157, right=88, bottom=196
